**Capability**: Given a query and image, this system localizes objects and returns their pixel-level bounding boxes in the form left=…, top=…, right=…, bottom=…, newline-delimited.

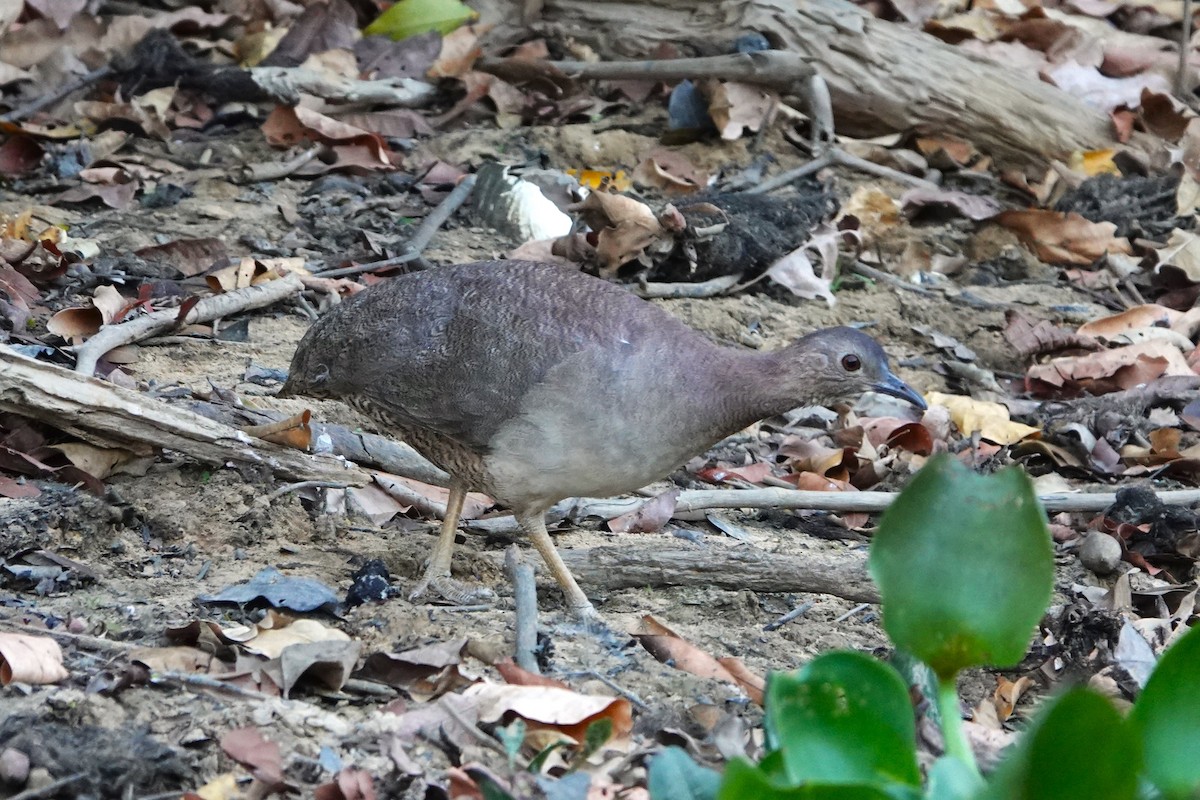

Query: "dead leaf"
left=568, top=192, right=664, bottom=276
left=1027, top=340, right=1198, bottom=394
left=633, top=615, right=765, bottom=703
left=220, top=727, right=286, bottom=792
left=0, top=632, right=69, bottom=684
left=701, top=80, right=776, bottom=140
left=925, top=393, right=1041, bottom=444
left=631, top=149, right=710, bottom=194
left=45, top=285, right=128, bottom=341
left=464, top=681, right=634, bottom=746
left=607, top=489, right=679, bottom=533
left=996, top=209, right=1133, bottom=265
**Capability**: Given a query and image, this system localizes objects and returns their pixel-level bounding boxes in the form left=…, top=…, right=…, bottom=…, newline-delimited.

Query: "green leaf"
left=983, top=688, right=1139, bottom=800
left=580, top=718, right=613, bottom=762
left=527, top=740, right=568, bottom=774
left=868, top=455, right=1054, bottom=679
left=925, top=755, right=985, bottom=800
left=766, top=652, right=920, bottom=788
left=1130, top=623, right=1200, bottom=798
left=715, top=759, right=900, bottom=800
left=495, top=718, right=525, bottom=770
left=648, top=747, right=721, bottom=800
left=363, top=0, right=476, bottom=39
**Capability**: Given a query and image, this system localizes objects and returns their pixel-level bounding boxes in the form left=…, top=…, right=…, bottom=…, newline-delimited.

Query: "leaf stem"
left=938, top=676, right=981, bottom=779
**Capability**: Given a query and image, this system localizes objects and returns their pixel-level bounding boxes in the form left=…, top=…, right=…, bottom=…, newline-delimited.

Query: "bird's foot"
left=409, top=575, right=496, bottom=606
left=569, top=602, right=627, bottom=649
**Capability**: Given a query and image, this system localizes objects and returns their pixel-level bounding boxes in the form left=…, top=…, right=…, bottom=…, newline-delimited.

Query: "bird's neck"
left=703, top=345, right=811, bottom=436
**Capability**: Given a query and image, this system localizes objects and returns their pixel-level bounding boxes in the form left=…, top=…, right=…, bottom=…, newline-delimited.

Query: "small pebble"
left=0, top=747, right=30, bottom=784
left=1079, top=531, right=1122, bottom=576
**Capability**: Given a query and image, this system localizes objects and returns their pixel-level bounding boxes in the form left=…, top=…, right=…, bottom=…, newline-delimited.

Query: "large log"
left=0, top=349, right=368, bottom=485
left=482, top=0, right=1154, bottom=169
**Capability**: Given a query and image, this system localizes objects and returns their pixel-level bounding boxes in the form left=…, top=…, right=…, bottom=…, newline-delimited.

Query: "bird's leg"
left=412, top=482, right=468, bottom=599
left=517, top=510, right=599, bottom=622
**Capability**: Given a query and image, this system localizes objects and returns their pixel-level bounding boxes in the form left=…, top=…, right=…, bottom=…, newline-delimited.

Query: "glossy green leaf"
left=363, top=0, right=476, bottom=40
left=1130, top=624, right=1200, bottom=798
left=648, top=747, right=720, bottom=800
left=766, top=652, right=919, bottom=788
left=982, top=688, right=1138, bottom=800
left=716, top=759, right=901, bottom=800
left=925, top=755, right=985, bottom=800
left=869, top=455, right=1053, bottom=679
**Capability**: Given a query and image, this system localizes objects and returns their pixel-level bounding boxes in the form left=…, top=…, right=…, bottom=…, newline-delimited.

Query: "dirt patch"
left=0, top=118, right=1118, bottom=796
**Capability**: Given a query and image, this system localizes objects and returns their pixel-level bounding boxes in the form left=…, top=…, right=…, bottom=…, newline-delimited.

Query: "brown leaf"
left=1026, top=341, right=1197, bottom=394
left=701, top=80, right=776, bottom=140
left=631, top=149, right=710, bottom=194
left=996, top=209, right=1133, bottom=265
left=1004, top=309, right=1099, bottom=356
left=607, top=489, right=678, bottom=533
left=135, top=238, right=229, bottom=277
left=464, top=681, right=634, bottom=746
left=45, top=285, right=128, bottom=341
left=0, top=633, right=69, bottom=685
left=1077, top=304, right=1182, bottom=338
left=220, top=727, right=286, bottom=791
left=633, top=615, right=765, bottom=703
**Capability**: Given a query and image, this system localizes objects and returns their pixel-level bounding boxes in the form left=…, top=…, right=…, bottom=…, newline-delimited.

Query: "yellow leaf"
left=926, top=392, right=1041, bottom=445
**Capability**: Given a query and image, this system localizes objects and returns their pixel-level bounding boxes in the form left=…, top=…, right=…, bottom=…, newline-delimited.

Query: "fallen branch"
left=463, top=485, right=1200, bottom=533
left=481, top=52, right=835, bottom=145
left=0, top=349, right=368, bottom=485
left=249, top=67, right=436, bottom=107
left=556, top=545, right=880, bottom=603
left=73, top=273, right=304, bottom=376
left=504, top=545, right=541, bottom=674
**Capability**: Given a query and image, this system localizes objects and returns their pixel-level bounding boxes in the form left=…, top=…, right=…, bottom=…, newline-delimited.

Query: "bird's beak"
left=873, top=372, right=927, bottom=411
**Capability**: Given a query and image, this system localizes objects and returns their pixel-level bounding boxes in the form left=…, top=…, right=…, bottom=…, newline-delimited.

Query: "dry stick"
left=557, top=545, right=881, bottom=603
left=763, top=600, right=816, bottom=632
left=248, top=66, right=436, bottom=107
left=749, top=148, right=939, bottom=195
left=0, top=65, right=113, bottom=123
left=479, top=51, right=831, bottom=143
left=461, top=486, right=1200, bottom=533
left=833, top=603, right=871, bottom=624
left=7, top=773, right=88, bottom=800
left=310, top=175, right=477, bottom=279
left=0, top=348, right=367, bottom=485
left=634, top=274, right=741, bottom=299
left=237, top=144, right=322, bottom=183
left=850, top=260, right=933, bottom=296
left=1179, top=0, right=1195, bottom=98
left=0, top=618, right=132, bottom=654
left=72, top=273, right=304, bottom=376
left=504, top=545, right=541, bottom=675
left=403, top=174, right=478, bottom=257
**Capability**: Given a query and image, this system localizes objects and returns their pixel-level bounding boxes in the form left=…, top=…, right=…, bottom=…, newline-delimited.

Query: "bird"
left=279, top=260, right=926, bottom=622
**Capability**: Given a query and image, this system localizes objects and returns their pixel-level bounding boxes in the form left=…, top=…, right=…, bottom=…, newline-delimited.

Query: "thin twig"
left=404, top=174, right=478, bottom=257
left=1179, top=0, right=1194, bottom=97
left=0, top=618, right=133, bottom=654
left=265, top=480, right=348, bottom=503
left=310, top=251, right=422, bottom=279
left=560, top=670, right=649, bottom=710
left=763, top=601, right=815, bottom=632
left=850, top=260, right=933, bottom=296
left=634, top=274, right=741, bottom=299
left=746, top=153, right=834, bottom=194
left=504, top=545, right=540, bottom=675
left=73, top=273, right=304, bottom=375
left=1, top=65, right=113, bottom=123
left=438, top=696, right=528, bottom=766
left=149, top=670, right=276, bottom=700
left=832, top=603, right=871, bottom=624
left=8, top=772, right=88, bottom=800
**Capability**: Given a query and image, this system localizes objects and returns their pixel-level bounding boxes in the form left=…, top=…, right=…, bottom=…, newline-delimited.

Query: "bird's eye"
left=841, top=354, right=862, bottom=372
